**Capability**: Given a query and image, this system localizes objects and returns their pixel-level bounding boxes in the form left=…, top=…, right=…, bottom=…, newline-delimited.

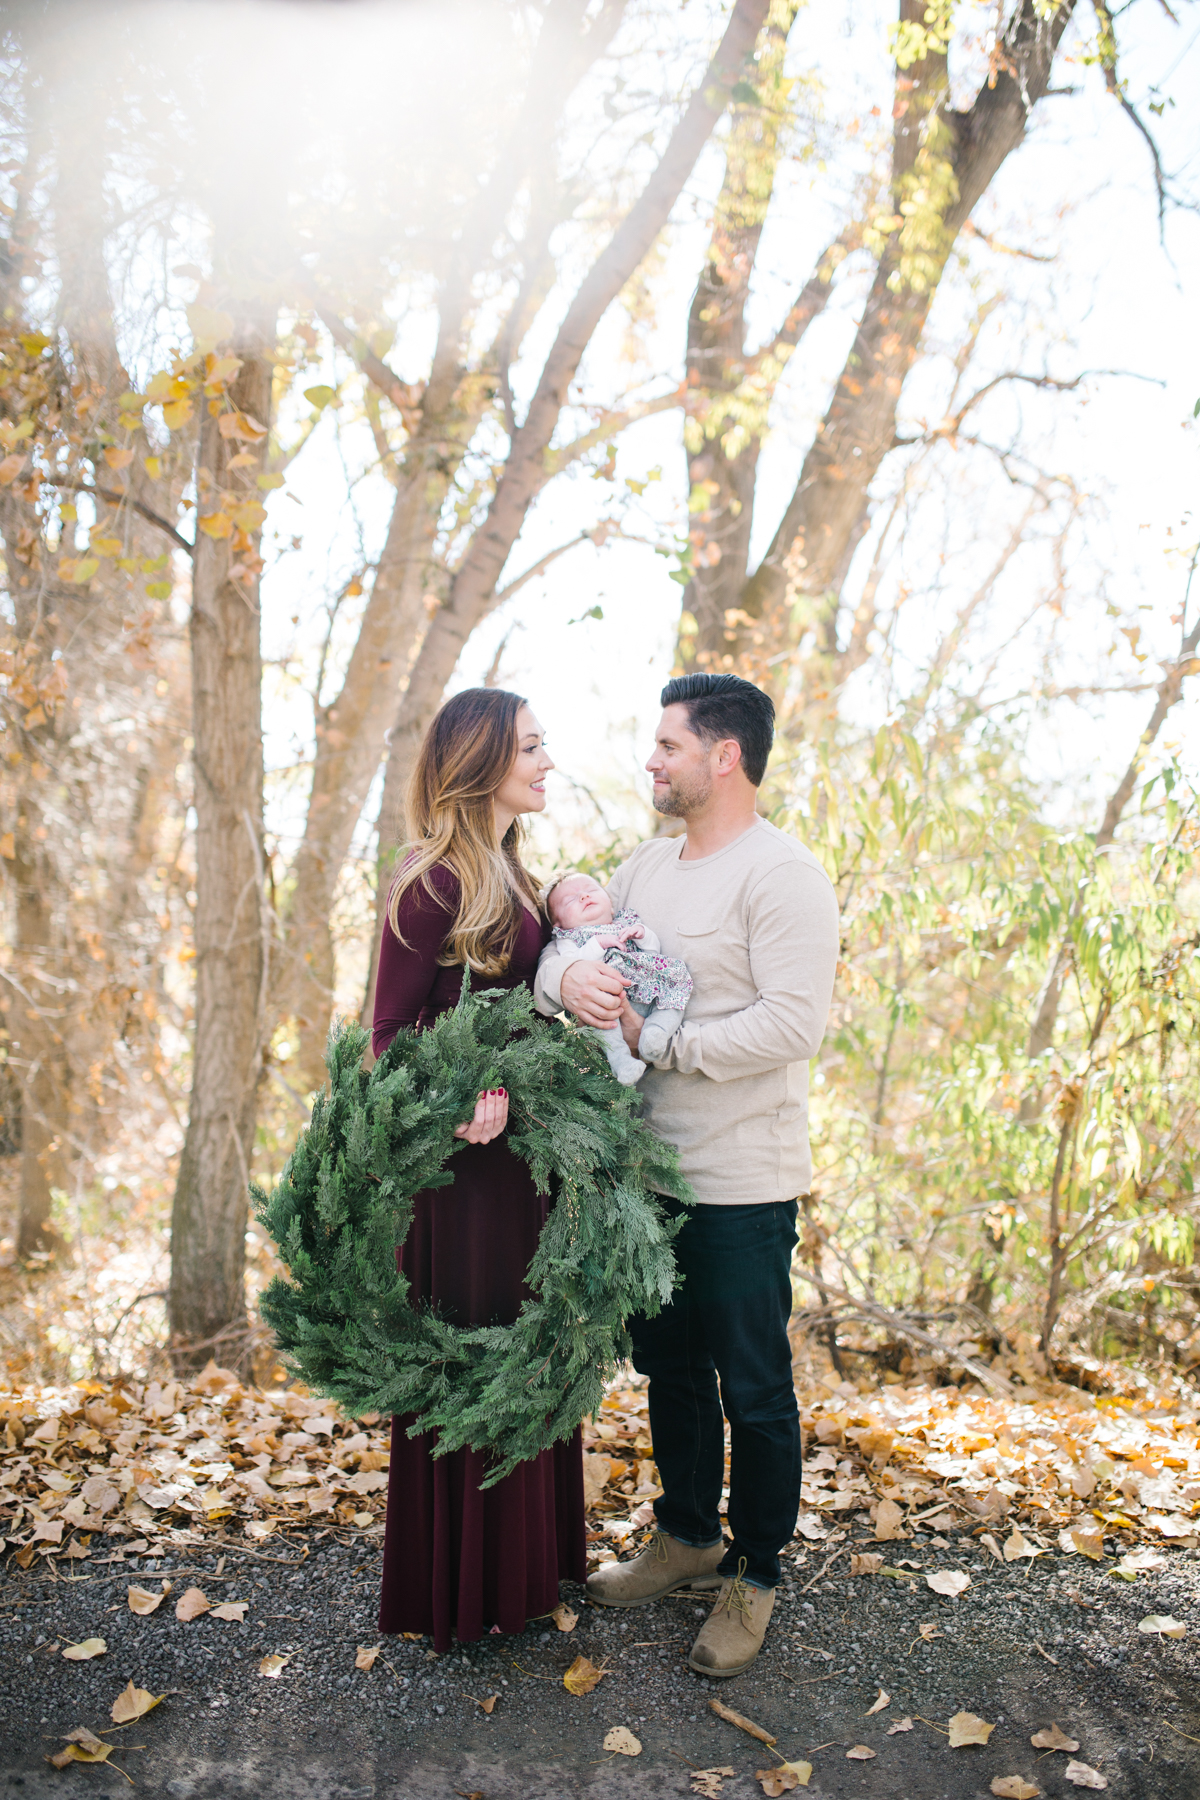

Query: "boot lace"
left=647, top=1528, right=671, bottom=1566
left=716, top=1556, right=755, bottom=1626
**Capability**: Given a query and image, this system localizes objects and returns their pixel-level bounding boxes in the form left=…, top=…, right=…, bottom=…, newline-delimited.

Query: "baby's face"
left=551, top=875, right=614, bottom=931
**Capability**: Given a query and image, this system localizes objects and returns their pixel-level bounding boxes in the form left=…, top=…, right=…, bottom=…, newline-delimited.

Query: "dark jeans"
left=628, top=1197, right=800, bottom=1590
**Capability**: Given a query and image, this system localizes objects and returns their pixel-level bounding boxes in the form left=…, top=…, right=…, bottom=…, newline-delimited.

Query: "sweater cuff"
left=534, top=942, right=591, bottom=1013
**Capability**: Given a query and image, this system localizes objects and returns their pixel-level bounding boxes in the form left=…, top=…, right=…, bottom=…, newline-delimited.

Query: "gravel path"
left=3, top=1520, right=1199, bottom=1797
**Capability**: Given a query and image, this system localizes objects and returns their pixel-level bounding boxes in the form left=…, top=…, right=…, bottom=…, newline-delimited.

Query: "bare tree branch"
left=46, top=476, right=193, bottom=556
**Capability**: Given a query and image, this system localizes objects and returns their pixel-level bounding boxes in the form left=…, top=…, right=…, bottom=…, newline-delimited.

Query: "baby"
left=542, top=872, right=693, bottom=1086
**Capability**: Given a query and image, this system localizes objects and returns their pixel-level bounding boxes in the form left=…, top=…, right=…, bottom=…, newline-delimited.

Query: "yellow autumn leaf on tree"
left=186, top=304, right=234, bottom=351
left=162, top=398, right=194, bottom=430
left=232, top=501, right=267, bottom=532
left=218, top=410, right=268, bottom=441
left=144, top=371, right=189, bottom=403
left=103, top=447, right=134, bottom=470
left=198, top=512, right=233, bottom=539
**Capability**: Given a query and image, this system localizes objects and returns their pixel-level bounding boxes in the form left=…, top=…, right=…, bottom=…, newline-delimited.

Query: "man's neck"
left=680, top=800, right=760, bottom=862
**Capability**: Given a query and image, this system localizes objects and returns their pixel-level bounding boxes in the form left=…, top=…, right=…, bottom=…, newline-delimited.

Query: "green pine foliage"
left=254, top=982, right=690, bottom=1485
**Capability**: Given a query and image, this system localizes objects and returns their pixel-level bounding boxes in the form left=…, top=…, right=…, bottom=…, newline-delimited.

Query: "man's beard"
left=652, top=766, right=713, bottom=818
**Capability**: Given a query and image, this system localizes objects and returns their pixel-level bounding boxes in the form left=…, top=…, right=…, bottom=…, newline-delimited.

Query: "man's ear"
left=713, top=737, right=743, bottom=778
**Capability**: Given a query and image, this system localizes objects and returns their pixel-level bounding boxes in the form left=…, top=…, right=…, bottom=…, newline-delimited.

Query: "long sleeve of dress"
left=371, top=865, right=459, bottom=1058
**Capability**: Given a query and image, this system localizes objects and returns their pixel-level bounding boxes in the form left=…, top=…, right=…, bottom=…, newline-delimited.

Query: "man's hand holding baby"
left=559, top=958, right=629, bottom=1027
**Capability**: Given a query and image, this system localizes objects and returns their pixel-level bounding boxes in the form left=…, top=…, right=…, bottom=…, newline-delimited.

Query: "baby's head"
left=546, top=872, right=614, bottom=932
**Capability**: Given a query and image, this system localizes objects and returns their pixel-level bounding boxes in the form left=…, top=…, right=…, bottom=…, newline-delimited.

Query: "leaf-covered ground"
left=2, top=1361, right=1200, bottom=1795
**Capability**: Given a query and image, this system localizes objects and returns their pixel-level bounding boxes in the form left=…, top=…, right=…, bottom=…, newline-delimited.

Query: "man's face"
left=646, top=704, right=715, bottom=818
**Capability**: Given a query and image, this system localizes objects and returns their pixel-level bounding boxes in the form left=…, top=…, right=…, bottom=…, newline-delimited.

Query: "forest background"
left=0, top=0, right=1197, bottom=1396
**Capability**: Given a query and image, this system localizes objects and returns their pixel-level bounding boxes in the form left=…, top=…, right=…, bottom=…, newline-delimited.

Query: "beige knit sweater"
left=534, top=819, right=839, bottom=1205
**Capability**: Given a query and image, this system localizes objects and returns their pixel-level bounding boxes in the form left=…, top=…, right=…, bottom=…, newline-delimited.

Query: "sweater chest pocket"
left=673, top=922, right=734, bottom=995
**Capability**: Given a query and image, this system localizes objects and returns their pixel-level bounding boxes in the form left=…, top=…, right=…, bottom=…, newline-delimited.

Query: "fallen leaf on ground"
left=47, top=1743, right=114, bottom=1769
left=1004, top=1527, right=1041, bottom=1561
left=355, top=1646, right=380, bottom=1671
left=991, top=1778, right=1040, bottom=1798
left=476, top=1694, right=497, bottom=1714
left=1138, top=1614, right=1186, bottom=1638
left=980, top=1532, right=1004, bottom=1563
left=846, top=1745, right=876, bottom=1760
left=918, top=1621, right=941, bottom=1641
left=61, top=1638, right=106, bottom=1661
left=865, top=1687, right=889, bottom=1715
left=603, top=1727, right=642, bottom=1756
left=209, top=1601, right=248, bottom=1622
left=888, top=1717, right=914, bottom=1734
left=175, top=1586, right=211, bottom=1621
left=127, top=1585, right=166, bottom=1616
left=690, top=1769, right=736, bottom=1798
left=258, top=1652, right=289, bottom=1678
left=874, top=1498, right=906, bottom=1540
left=795, top=1514, right=827, bottom=1541
left=66, top=1729, right=106, bottom=1752
left=851, top=1553, right=882, bottom=1575
left=1117, top=1548, right=1166, bottom=1574
left=926, top=1570, right=970, bottom=1598
left=562, top=1654, right=605, bottom=1695
left=948, top=1711, right=994, bottom=1746
left=756, top=1762, right=811, bottom=1794
left=550, top=1602, right=578, bottom=1632
left=1030, top=1724, right=1079, bottom=1752
left=111, top=1680, right=164, bottom=1723
left=1063, top=1761, right=1108, bottom=1789
left=1060, top=1524, right=1104, bottom=1560
left=710, top=1697, right=777, bottom=1745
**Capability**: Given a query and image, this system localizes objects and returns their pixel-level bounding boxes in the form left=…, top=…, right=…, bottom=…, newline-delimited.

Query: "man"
left=534, top=672, right=839, bottom=1679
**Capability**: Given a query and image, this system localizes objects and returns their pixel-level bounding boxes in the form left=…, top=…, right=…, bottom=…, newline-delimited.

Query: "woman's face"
left=493, top=705, right=554, bottom=825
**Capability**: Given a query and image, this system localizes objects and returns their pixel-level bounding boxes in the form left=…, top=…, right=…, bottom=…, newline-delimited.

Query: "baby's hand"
left=596, top=924, right=643, bottom=951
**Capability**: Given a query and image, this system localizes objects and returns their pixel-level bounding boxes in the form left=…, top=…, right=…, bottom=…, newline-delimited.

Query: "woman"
left=372, top=687, right=586, bottom=1652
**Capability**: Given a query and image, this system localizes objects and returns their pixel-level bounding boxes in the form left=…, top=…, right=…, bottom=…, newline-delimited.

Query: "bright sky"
left=245, top=0, right=1200, bottom=903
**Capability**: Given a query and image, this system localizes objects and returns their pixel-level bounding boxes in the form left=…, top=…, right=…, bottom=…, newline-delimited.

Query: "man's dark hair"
left=659, top=673, right=775, bottom=787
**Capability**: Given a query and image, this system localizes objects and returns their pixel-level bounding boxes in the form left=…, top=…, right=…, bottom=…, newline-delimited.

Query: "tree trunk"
left=167, top=301, right=274, bottom=1371
left=734, top=0, right=1077, bottom=701
left=360, top=0, right=773, bottom=1023
left=1025, top=610, right=1200, bottom=1063
left=279, top=2, right=632, bottom=1093
left=277, top=341, right=487, bottom=1098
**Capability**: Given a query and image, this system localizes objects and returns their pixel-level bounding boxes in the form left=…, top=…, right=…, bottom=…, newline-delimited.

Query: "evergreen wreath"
left=255, top=982, right=689, bottom=1486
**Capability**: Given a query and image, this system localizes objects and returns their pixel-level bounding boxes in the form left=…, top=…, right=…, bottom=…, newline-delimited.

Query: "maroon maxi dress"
left=371, top=863, right=586, bottom=1652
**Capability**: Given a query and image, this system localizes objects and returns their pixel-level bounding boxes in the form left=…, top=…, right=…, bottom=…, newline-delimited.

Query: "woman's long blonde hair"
left=387, top=688, right=541, bottom=975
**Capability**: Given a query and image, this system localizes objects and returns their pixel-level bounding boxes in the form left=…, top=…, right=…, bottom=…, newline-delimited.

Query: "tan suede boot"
left=586, top=1529, right=726, bottom=1608
left=687, top=1559, right=775, bottom=1677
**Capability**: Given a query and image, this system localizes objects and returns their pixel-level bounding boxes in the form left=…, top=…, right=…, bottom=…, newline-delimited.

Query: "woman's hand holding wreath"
left=453, top=1086, right=509, bottom=1143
